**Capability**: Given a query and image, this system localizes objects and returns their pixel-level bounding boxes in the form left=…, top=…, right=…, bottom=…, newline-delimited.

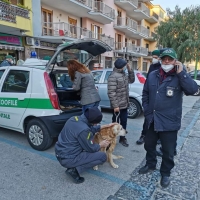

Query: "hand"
left=99, top=140, right=110, bottom=148
left=175, top=60, right=183, bottom=74
left=114, top=107, right=120, bottom=113
left=127, top=63, right=131, bottom=71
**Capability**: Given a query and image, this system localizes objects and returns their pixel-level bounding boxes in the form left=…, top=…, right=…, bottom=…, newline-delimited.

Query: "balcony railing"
left=137, top=25, right=149, bottom=36
left=42, top=22, right=114, bottom=47
left=152, top=12, right=159, bottom=20
left=115, top=17, right=137, bottom=31
left=0, top=1, right=29, bottom=23
left=114, top=42, right=148, bottom=55
left=140, top=47, right=148, bottom=55
left=114, top=0, right=138, bottom=7
left=93, top=1, right=115, bottom=19
left=149, top=31, right=156, bottom=38
left=73, top=0, right=93, bottom=8
left=138, top=3, right=150, bottom=16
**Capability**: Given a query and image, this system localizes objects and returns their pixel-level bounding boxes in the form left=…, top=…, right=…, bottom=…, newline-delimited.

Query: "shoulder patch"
left=87, top=132, right=91, bottom=140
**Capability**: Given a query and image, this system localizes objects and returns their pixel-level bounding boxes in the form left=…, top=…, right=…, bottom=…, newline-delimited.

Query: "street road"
left=0, top=96, right=198, bottom=200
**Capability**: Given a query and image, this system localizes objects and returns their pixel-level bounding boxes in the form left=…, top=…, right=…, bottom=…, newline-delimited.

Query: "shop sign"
left=40, top=41, right=59, bottom=49
left=0, top=33, right=22, bottom=46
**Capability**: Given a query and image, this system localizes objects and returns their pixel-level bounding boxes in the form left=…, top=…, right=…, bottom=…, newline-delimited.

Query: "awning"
left=0, top=44, right=24, bottom=51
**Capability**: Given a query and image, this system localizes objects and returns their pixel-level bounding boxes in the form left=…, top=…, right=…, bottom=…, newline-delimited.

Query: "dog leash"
left=114, top=111, right=120, bottom=123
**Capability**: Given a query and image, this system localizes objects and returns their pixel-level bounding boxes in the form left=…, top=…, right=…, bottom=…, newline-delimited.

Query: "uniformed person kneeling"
left=55, top=107, right=112, bottom=184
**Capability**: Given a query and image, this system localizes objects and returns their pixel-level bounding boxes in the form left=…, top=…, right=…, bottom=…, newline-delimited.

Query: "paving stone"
left=107, top=99, right=200, bottom=200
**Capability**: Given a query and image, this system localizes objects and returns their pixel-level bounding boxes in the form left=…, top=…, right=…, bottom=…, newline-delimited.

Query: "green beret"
left=152, top=50, right=160, bottom=56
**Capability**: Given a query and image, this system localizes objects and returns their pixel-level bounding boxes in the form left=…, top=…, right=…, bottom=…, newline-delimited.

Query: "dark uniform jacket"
left=0, top=60, right=11, bottom=67
left=146, top=62, right=161, bottom=78
left=142, top=70, right=198, bottom=131
left=55, top=114, right=100, bottom=159
left=107, top=68, right=135, bottom=109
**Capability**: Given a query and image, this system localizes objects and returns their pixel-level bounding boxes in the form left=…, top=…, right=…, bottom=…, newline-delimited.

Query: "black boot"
left=65, top=168, right=85, bottom=184
left=160, top=176, right=170, bottom=188
left=138, top=165, right=156, bottom=174
left=119, top=136, right=129, bottom=147
left=136, top=135, right=145, bottom=145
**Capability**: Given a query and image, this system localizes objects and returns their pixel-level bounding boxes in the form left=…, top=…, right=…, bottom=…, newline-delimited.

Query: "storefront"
left=0, top=33, right=24, bottom=64
left=25, top=37, right=59, bottom=59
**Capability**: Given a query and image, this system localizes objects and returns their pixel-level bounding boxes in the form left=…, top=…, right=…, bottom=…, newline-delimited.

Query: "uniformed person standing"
left=55, top=107, right=112, bottom=184
left=138, top=48, right=198, bottom=188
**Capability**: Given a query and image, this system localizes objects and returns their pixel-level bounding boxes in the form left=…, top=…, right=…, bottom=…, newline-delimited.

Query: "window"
left=91, top=24, right=102, bottom=40
left=68, top=17, right=77, bottom=37
left=159, top=11, right=164, bottom=19
left=17, top=0, right=24, bottom=5
left=0, top=70, right=5, bottom=80
left=104, top=71, right=112, bottom=83
left=146, top=43, right=149, bottom=49
left=92, top=71, right=103, bottom=83
left=143, top=62, right=147, bottom=72
left=42, top=8, right=53, bottom=36
left=2, top=70, right=29, bottom=93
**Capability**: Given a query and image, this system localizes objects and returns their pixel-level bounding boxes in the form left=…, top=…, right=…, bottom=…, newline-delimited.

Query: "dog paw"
left=112, top=164, right=119, bottom=169
left=93, top=166, right=98, bottom=170
left=117, top=156, right=124, bottom=159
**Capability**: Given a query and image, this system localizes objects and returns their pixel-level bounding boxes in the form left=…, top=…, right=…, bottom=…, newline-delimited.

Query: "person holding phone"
left=139, top=48, right=198, bottom=188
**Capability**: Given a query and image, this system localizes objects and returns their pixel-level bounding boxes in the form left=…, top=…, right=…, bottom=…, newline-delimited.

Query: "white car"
left=193, top=79, right=200, bottom=96
left=0, top=38, right=112, bottom=151
left=91, top=69, right=146, bottom=118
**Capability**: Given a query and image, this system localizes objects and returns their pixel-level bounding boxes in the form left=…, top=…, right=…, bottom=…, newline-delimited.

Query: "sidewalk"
left=107, top=98, right=200, bottom=200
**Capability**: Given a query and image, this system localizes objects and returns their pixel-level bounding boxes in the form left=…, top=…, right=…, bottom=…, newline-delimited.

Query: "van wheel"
left=128, top=99, right=141, bottom=119
left=26, top=119, right=53, bottom=151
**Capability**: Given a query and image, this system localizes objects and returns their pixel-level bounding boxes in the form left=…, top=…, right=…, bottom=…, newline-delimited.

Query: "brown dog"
left=93, top=123, right=126, bottom=169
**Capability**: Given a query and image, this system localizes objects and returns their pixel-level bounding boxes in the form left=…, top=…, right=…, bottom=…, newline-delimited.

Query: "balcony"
left=114, top=17, right=138, bottom=38
left=137, top=25, right=149, bottom=38
left=0, top=1, right=31, bottom=35
left=145, top=31, right=156, bottom=42
left=88, top=1, right=115, bottom=24
left=41, top=22, right=114, bottom=47
left=114, top=42, right=148, bottom=56
left=145, top=11, right=159, bottom=24
left=131, top=3, right=150, bottom=20
left=41, top=0, right=115, bottom=24
left=114, top=0, right=138, bottom=16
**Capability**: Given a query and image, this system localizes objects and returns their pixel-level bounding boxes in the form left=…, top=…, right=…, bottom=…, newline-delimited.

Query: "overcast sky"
left=152, top=0, right=200, bottom=11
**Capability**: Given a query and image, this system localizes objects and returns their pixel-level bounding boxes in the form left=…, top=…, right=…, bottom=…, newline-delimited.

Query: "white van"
left=0, top=39, right=112, bottom=151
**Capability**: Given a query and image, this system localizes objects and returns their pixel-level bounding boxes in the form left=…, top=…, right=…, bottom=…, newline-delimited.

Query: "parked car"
left=188, top=70, right=200, bottom=80
left=193, top=79, right=200, bottom=96
left=91, top=69, right=146, bottom=118
left=0, top=38, right=112, bottom=151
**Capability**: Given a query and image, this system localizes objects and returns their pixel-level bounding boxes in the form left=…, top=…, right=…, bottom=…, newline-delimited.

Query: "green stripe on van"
left=0, top=98, right=53, bottom=109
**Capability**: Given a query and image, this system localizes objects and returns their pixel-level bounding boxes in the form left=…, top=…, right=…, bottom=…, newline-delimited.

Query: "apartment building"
left=141, top=3, right=166, bottom=71
left=0, top=0, right=33, bottom=62
left=27, top=0, right=165, bottom=71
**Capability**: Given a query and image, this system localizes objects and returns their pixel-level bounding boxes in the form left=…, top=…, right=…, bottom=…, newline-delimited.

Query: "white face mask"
left=161, top=64, right=174, bottom=73
left=10, top=60, right=14, bottom=64
left=152, top=58, right=159, bottom=64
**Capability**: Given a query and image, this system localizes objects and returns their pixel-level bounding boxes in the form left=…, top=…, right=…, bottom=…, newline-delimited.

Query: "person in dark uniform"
left=136, top=49, right=161, bottom=145
left=0, top=55, right=14, bottom=67
left=55, top=107, right=114, bottom=184
left=138, top=48, right=198, bottom=188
